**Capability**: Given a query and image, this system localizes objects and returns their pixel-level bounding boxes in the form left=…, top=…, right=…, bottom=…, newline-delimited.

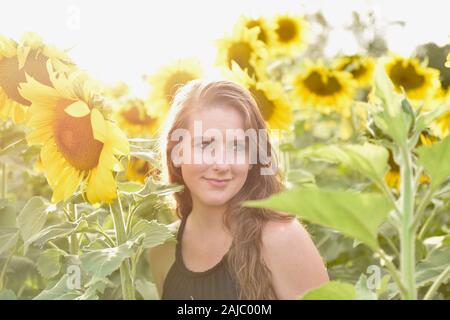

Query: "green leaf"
left=355, top=274, right=377, bottom=300
left=33, top=275, right=81, bottom=300
left=130, top=151, right=160, bottom=169
left=373, top=60, right=396, bottom=114
left=36, top=248, right=66, bottom=279
left=299, top=143, right=389, bottom=186
left=17, top=197, right=50, bottom=245
left=117, top=181, right=145, bottom=193
left=416, top=245, right=450, bottom=288
left=417, top=135, right=450, bottom=189
left=0, top=204, right=17, bottom=228
left=135, top=279, right=158, bottom=300
left=0, top=227, right=18, bottom=255
left=300, top=281, right=356, bottom=300
left=25, top=219, right=87, bottom=250
left=416, top=101, right=450, bottom=134
left=130, top=219, right=174, bottom=249
left=0, top=290, right=17, bottom=300
left=75, top=278, right=110, bottom=300
left=243, top=188, right=391, bottom=250
left=80, top=241, right=135, bottom=283
left=371, top=60, right=411, bottom=146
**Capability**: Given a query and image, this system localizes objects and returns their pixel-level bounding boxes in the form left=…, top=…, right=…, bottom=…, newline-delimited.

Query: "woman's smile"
left=203, top=177, right=232, bottom=187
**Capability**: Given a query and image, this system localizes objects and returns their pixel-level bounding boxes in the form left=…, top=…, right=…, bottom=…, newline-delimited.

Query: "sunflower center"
left=251, top=87, right=275, bottom=121
left=246, top=21, right=267, bottom=44
left=276, top=18, right=297, bottom=42
left=303, top=71, right=342, bottom=96
left=0, top=50, right=52, bottom=106
left=388, top=62, right=425, bottom=91
left=121, top=106, right=155, bottom=125
left=339, top=60, right=367, bottom=79
left=134, top=159, right=150, bottom=175
left=164, top=72, right=196, bottom=104
left=53, top=99, right=104, bottom=171
left=227, top=42, right=255, bottom=76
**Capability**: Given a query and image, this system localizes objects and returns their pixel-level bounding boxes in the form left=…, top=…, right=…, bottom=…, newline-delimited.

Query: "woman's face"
left=179, top=105, right=251, bottom=208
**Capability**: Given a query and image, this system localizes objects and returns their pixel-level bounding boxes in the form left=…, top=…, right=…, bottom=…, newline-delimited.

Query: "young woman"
left=148, top=79, right=329, bottom=300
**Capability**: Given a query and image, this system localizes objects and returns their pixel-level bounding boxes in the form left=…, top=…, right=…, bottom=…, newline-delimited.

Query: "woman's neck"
left=188, top=201, right=231, bottom=238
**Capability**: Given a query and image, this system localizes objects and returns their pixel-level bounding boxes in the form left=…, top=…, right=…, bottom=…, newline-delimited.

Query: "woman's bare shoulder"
left=261, top=216, right=329, bottom=299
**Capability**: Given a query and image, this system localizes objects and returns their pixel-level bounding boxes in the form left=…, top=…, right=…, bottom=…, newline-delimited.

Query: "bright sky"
left=1, top=0, right=449, bottom=97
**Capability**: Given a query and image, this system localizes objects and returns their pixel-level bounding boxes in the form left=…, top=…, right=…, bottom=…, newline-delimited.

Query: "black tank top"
left=162, top=213, right=240, bottom=300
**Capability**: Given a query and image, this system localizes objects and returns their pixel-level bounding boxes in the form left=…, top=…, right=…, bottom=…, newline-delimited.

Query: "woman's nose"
left=210, top=144, right=231, bottom=168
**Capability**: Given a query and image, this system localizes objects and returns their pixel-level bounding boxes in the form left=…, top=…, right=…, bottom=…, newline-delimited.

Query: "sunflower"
left=216, top=25, right=267, bottom=79
left=228, top=63, right=292, bottom=130
left=445, top=52, right=450, bottom=68
left=0, top=33, right=74, bottom=123
left=146, top=59, right=202, bottom=116
left=115, top=98, right=162, bottom=138
left=431, top=86, right=450, bottom=138
left=235, top=15, right=276, bottom=48
left=333, top=55, right=375, bottom=87
left=126, top=157, right=159, bottom=184
left=385, top=132, right=436, bottom=190
left=18, top=62, right=129, bottom=204
left=271, top=14, right=308, bottom=56
left=103, top=81, right=129, bottom=100
left=385, top=55, right=440, bottom=101
left=292, top=61, right=356, bottom=113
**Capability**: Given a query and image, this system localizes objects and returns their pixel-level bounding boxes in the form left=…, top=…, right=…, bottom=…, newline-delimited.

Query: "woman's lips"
left=203, top=177, right=231, bottom=187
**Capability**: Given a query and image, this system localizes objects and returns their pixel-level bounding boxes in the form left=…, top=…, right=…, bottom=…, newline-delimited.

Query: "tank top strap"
left=175, top=213, right=189, bottom=259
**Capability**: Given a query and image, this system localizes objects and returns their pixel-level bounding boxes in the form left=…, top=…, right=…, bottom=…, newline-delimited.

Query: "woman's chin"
left=198, top=194, right=232, bottom=207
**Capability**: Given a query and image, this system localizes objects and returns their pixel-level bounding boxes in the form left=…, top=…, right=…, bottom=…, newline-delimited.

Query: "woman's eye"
left=195, top=141, right=210, bottom=149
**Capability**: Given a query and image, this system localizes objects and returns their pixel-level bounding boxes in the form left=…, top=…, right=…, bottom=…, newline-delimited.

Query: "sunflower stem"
left=68, top=203, right=79, bottom=255
left=398, top=146, right=417, bottom=300
left=110, top=196, right=135, bottom=300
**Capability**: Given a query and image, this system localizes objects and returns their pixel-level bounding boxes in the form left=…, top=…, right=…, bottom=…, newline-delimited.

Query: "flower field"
left=0, top=9, right=449, bottom=300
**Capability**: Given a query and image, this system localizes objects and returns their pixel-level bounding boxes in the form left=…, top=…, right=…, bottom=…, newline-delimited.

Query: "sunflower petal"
left=18, top=74, right=59, bottom=109
left=26, top=127, right=52, bottom=145
left=17, top=45, right=31, bottom=70
left=86, top=167, right=117, bottom=204
left=109, top=123, right=129, bottom=155
left=90, top=108, right=108, bottom=143
left=64, top=101, right=91, bottom=117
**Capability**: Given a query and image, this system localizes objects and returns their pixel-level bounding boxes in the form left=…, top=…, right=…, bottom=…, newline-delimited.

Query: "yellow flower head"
left=146, top=59, right=202, bottom=116
left=235, top=15, right=277, bottom=48
left=385, top=54, right=440, bottom=100
left=228, top=62, right=293, bottom=130
left=333, top=55, right=375, bottom=87
left=103, top=81, right=129, bottom=100
left=429, top=86, right=450, bottom=138
left=292, top=61, right=356, bottom=112
left=18, top=62, right=129, bottom=204
left=216, top=25, right=267, bottom=79
left=126, top=157, right=159, bottom=184
left=0, top=32, right=74, bottom=123
left=115, top=98, right=162, bottom=138
left=272, top=14, right=308, bottom=56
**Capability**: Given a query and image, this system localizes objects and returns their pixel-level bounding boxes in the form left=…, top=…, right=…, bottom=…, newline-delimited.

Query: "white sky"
left=1, top=0, right=449, bottom=97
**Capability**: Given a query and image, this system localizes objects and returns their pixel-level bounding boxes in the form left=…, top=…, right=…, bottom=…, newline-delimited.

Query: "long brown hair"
left=159, top=79, right=294, bottom=299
